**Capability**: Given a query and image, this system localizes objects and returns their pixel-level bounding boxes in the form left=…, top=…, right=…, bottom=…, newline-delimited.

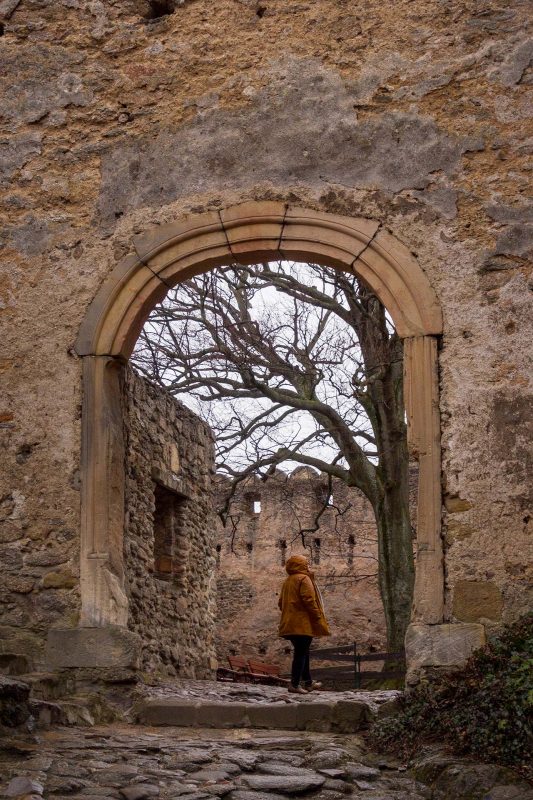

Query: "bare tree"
left=133, top=261, right=414, bottom=651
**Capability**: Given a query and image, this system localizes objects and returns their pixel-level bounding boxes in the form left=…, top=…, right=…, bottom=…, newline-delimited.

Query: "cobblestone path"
left=0, top=725, right=431, bottom=800
left=141, top=682, right=399, bottom=707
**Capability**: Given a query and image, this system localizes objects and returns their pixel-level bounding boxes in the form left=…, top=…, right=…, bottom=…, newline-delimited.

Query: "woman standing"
left=278, top=554, right=330, bottom=694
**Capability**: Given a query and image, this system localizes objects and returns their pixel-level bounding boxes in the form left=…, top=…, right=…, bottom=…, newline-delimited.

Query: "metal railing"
left=310, top=642, right=405, bottom=689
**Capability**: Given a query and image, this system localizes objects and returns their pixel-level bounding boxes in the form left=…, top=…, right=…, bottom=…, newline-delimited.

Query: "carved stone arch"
left=77, top=203, right=442, bottom=359
left=74, top=201, right=444, bottom=658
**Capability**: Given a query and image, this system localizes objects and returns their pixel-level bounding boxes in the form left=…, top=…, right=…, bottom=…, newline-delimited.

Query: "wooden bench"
left=216, top=655, right=252, bottom=683
left=247, top=659, right=290, bottom=687
left=216, top=656, right=289, bottom=686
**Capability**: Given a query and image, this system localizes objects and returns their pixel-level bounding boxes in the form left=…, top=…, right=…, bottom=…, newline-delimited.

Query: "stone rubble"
left=1, top=724, right=531, bottom=800
left=0, top=726, right=416, bottom=800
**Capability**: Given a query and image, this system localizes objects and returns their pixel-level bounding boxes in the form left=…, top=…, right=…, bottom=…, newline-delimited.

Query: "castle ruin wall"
left=214, top=466, right=418, bottom=669
left=0, top=0, right=531, bottom=674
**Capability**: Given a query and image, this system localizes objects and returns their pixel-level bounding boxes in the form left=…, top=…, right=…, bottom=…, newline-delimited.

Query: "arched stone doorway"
left=73, top=201, right=444, bottom=671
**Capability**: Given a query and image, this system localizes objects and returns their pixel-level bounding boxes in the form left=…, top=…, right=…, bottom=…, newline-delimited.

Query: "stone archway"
left=72, top=201, right=444, bottom=668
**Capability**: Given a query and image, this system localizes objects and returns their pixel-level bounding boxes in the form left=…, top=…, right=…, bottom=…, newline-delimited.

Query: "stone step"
left=137, top=697, right=375, bottom=732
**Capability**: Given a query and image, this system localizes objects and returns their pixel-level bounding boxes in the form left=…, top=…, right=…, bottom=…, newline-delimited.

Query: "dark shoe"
left=288, top=685, right=309, bottom=694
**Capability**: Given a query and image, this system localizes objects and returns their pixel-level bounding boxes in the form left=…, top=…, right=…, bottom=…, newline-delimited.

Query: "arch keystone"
left=220, top=201, right=286, bottom=261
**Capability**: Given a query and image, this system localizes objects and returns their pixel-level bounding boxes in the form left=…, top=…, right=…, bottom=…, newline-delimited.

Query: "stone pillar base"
left=45, top=627, right=141, bottom=670
left=405, top=622, right=486, bottom=684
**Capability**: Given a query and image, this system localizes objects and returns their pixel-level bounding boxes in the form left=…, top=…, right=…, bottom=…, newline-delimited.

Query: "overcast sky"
left=134, top=261, right=381, bottom=474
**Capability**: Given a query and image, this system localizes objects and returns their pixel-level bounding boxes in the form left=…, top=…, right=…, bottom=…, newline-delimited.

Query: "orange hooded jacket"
left=278, top=555, right=331, bottom=638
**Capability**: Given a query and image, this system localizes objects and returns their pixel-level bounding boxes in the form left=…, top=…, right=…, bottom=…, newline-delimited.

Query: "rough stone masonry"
left=0, top=0, right=532, bottom=677
left=123, top=368, right=217, bottom=678
left=1, top=364, right=218, bottom=678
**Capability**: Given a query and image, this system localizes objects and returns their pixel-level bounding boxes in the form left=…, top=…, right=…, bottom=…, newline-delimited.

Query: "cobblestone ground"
left=0, top=725, right=430, bottom=800
left=141, top=681, right=400, bottom=708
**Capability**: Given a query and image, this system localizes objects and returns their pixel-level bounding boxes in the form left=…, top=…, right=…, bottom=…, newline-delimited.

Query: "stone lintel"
left=45, top=627, right=141, bottom=670
left=152, top=466, right=187, bottom=496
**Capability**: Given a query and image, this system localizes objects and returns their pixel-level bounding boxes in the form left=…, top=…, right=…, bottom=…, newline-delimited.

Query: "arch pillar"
left=404, top=335, right=443, bottom=624
left=52, top=202, right=453, bottom=672
left=79, top=355, right=129, bottom=628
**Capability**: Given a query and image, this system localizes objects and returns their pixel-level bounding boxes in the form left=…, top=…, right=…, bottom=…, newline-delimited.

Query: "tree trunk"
left=373, top=473, right=414, bottom=653
left=371, top=339, right=415, bottom=653
left=348, top=285, right=415, bottom=652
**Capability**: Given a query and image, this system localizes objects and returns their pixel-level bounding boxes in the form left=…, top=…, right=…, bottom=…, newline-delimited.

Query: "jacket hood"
left=285, top=555, right=309, bottom=575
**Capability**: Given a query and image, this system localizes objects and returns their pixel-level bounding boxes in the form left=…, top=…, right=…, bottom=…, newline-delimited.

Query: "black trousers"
left=287, top=635, right=313, bottom=687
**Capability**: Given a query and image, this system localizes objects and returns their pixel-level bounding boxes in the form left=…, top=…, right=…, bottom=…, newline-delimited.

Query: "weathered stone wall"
left=0, top=363, right=217, bottom=676
left=216, top=576, right=256, bottom=631
left=124, top=367, right=217, bottom=677
left=214, top=467, right=400, bottom=667
left=0, top=0, right=531, bottom=667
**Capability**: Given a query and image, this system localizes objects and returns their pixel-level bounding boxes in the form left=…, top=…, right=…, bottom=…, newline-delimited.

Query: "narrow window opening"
left=0, top=23, right=5, bottom=36
left=246, top=541, right=253, bottom=553
left=313, top=537, right=321, bottom=565
left=347, top=534, right=355, bottom=566
left=279, top=538, right=287, bottom=566
left=215, top=543, right=222, bottom=568
left=153, top=483, right=187, bottom=582
left=252, top=499, right=261, bottom=514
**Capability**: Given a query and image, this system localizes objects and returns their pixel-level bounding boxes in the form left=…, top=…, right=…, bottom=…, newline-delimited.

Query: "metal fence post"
left=353, top=641, right=361, bottom=689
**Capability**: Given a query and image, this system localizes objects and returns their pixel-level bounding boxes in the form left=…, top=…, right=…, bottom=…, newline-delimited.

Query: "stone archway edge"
left=72, top=201, right=447, bottom=672
left=76, top=202, right=442, bottom=360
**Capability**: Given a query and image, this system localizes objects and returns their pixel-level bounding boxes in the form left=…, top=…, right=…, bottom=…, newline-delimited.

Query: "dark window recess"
left=279, top=538, right=287, bottom=566
left=145, top=0, right=176, bottom=20
left=258, top=645, right=267, bottom=654
left=153, top=483, right=187, bottom=581
left=315, top=487, right=333, bottom=507
left=215, top=543, right=222, bottom=568
left=314, top=485, right=324, bottom=503
left=246, top=541, right=254, bottom=553
left=313, top=537, right=321, bottom=564
left=348, top=534, right=355, bottom=566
